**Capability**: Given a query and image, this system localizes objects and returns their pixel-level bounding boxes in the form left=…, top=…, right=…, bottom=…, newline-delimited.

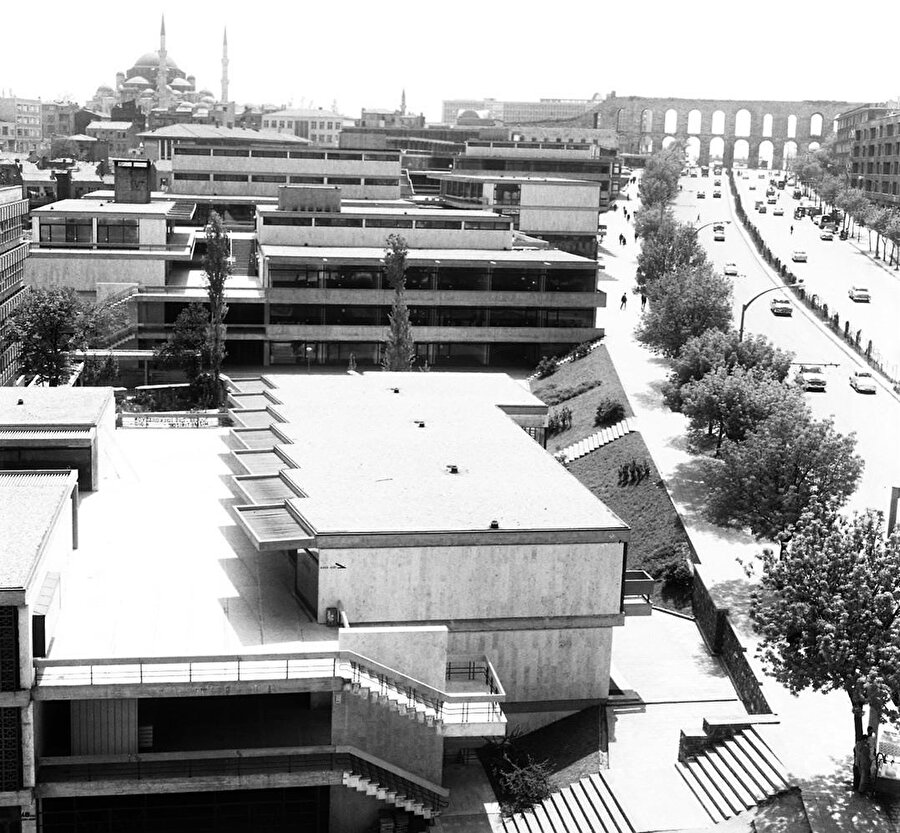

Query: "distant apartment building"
left=454, top=140, right=620, bottom=211
left=40, top=102, right=80, bottom=141
left=140, top=125, right=402, bottom=201
left=0, top=97, right=42, bottom=153
left=84, top=121, right=141, bottom=158
left=261, top=109, right=355, bottom=147
left=442, top=97, right=598, bottom=126
left=439, top=173, right=603, bottom=258
left=0, top=121, right=14, bottom=152
left=0, top=169, right=29, bottom=385
left=833, top=105, right=900, bottom=206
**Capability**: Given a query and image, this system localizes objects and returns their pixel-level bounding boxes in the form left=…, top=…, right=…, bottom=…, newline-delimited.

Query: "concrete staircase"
left=502, top=772, right=634, bottom=833
left=675, top=726, right=791, bottom=822
left=230, top=236, right=256, bottom=276
left=341, top=673, right=443, bottom=733
left=558, top=418, right=638, bottom=464
left=341, top=771, right=438, bottom=820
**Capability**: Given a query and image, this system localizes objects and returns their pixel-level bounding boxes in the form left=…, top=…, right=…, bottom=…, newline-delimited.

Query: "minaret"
left=400, top=88, right=406, bottom=116
left=221, top=28, right=229, bottom=103
left=156, top=14, right=168, bottom=107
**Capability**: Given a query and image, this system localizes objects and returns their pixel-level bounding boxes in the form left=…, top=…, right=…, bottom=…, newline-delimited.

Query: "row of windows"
left=39, top=218, right=139, bottom=247
left=263, top=215, right=508, bottom=231
left=269, top=265, right=594, bottom=293
left=263, top=119, right=341, bottom=130
left=174, top=147, right=398, bottom=162
left=174, top=172, right=399, bottom=186
left=269, top=304, right=595, bottom=328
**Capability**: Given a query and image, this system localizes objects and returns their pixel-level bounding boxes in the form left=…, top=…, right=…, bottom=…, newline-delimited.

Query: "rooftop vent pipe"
left=489, top=520, right=499, bottom=529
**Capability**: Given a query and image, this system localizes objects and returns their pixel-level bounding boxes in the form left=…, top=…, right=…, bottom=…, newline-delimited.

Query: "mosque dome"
left=133, top=51, right=180, bottom=71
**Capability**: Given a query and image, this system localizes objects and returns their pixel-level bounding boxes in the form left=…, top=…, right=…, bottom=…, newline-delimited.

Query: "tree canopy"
left=3, top=287, right=127, bottom=386
left=155, top=303, right=210, bottom=382
left=636, top=220, right=708, bottom=290
left=705, top=408, right=863, bottom=540
left=202, top=212, right=231, bottom=405
left=638, top=143, right=685, bottom=211
left=635, top=263, right=733, bottom=357
left=663, top=330, right=793, bottom=411
left=751, top=495, right=900, bottom=777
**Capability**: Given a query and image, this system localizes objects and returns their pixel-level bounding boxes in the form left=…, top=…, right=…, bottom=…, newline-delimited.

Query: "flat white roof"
left=441, top=173, right=596, bottom=186
left=257, top=204, right=502, bottom=220
left=32, top=199, right=174, bottom=216
left=240, top=373, right=626, bottom=537
left=259, top=245, right=596, bottom=265
left=0, top=387, right=112, bottom=427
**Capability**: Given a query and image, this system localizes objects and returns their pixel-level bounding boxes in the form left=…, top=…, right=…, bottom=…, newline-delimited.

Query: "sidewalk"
left=596, top=181, right=898, bottom=833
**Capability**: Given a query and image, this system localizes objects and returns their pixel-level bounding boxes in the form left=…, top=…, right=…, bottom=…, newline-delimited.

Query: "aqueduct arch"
left=583, top=95, right=863, bottom=169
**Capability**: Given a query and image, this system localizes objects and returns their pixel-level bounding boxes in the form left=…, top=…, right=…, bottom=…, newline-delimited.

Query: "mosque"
left=87, top=15, right=228, bottom=118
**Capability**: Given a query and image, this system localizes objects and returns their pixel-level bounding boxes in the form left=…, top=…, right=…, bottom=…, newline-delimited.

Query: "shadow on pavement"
left=796, top=763, right=899, bottom=833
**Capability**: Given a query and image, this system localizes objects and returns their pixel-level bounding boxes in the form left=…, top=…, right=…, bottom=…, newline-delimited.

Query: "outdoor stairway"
left=230, top=237, right=256, bottom=276
left=675, top=726, right=791, bottom=822
left=342, top=771, right=437, bottom=820
left=341, top=676, right=443, bottom=733
left=501, top=773, right=635, bottom=833
left=558, top=417, right=638, bottom=464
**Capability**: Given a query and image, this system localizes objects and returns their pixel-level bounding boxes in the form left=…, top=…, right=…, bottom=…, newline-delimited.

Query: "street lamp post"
left=690, top=219, right=732, bottom=235
left=305, top=346, right=314, bottom=372
left=738, top=282, right=803, bottom=341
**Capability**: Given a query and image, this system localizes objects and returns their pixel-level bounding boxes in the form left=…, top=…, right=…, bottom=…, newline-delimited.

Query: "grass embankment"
left=531, top=346, right=692, bottom=613
left=530, top=346, right=633, bottom=454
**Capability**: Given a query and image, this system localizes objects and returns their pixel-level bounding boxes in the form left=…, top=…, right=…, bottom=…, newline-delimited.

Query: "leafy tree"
left=50, top=138, right=81, bottom=161
left=80, top=353, right=119, bottom=386
left=750, top=496, right=900, bottom=791
left=865, top=205, right=890, bottom=258
left=818, top=174, right=842, bottom=212
left=155, top=303, right=210, bottom=382
left=705, top=407, right=863, bottom=540
left=663, top=331, right=793, bottom=411
left=633, top=206, right=674, bottom=240
left=381, top=234, right=415, bottom=371
left=635, top=263, right=733, bottom=357
left=841, top=189, right=870, bottom=238
left=95, top=159, right=111, bottom=178
left=681, top=367, right=804, bottom=453
left=636, top=221, right=708, bottom=290
left=885, top=212, right=900, bottom=268
left=3, top=287, right=127, bottom=386
left=202, top=211, right=231, bottom=405
left=638, top=143, right=684, bottom=217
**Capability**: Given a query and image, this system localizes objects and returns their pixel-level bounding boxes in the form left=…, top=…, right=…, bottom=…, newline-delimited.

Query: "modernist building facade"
left=0, top=98, right=42, bottom=154
left=840, top=107, right=900, bottom=207
left=260, top=109, right=355, bottom=147
left=0, top=378, right=651, bottom=832
left=0, top=173, right=29, bottom=386
left=140, top=125, right=402, bottom=201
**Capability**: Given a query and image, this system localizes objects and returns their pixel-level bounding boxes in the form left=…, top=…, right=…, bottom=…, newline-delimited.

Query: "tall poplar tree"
left=203, top=211, right=231, bottom=405
left=381, top=234, right=415, bottom=371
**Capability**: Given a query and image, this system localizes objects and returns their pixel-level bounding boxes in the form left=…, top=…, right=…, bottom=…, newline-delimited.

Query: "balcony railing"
left=623, top=569, right=655, bottom=616
left=38, top=744, right=450, bottom=814
left=34, top=650, right=506, bottom=727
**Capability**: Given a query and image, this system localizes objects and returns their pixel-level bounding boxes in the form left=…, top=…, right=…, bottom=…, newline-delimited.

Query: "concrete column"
left=21, top=703, right=34, bottom=789
left=16, top=607, right=32, bottom=690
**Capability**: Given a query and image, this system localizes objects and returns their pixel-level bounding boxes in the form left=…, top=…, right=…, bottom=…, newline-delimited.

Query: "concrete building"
left=139, top=125, right=401, bottom=201
left=0, top=98, right=42, bottom=154
left=439, top=173, right=603, bottom=258
left=0, top=371, right=649, bottom=831
left=442, top=97, right=599, bottom=126
left=254, top=185, right=604, bottom=367
left=0, top=170, right=29, bottom=386
left=454, top=140, right=620, bottom=212
left=837, top=105, right=900, bottom=206
left=85, top=121, right=141, bottom=158
left=40, top=102, right=80, bottom=142
left=261, top=109, right=355, bottom=147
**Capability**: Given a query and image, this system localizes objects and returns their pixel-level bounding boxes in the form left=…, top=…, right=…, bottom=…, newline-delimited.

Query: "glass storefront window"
left=436, top=268, right=489, bottom=291
left=491, top=269, right=540, bottom=292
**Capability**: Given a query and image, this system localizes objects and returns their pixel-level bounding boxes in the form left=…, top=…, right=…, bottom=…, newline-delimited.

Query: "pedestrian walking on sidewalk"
left=641, top=293, right=647, bottom=311
left=790, top=225, right=794, bottom=234
left=620, top=293, right=628, bottom=310
left=634, top=232, right=638, bottom=242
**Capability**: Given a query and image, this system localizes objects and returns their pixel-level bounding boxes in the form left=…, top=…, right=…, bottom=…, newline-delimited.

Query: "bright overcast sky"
left=2, top=0, right=898, bottom=121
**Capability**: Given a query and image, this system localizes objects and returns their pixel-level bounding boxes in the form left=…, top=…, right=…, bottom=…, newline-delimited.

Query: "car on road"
left=767, top=197, right=777, bottom=204
left=749, top=184, right=756, bottom=190
left=773, top=207, right=785, bottom=216
left=770, top=297, right=793, bottom=316
left=714, top=178, right=721, bottom=186
left=849, top=369, right=877, bottom=394
left=724, top=262, right=738, bottom=275
left=792, top=251, right=807, bottom=262
left=713, top=229, right=726, bottom=241
left=713, top=190, right=722, bottom=198
left=758, top=204, right=767, bottom=213
left=797, top=364, right=827, bottom=391
left=697, top=191, right=706, bottom=199
left=793, top=189, right=802, bottom=199
left=758, top=173, right=766, bottom=179
left=766, top=187, right=775, bottom=196
left=848, top=285, right=871, bottom=302
left=820, top=230, right=834, bottom=241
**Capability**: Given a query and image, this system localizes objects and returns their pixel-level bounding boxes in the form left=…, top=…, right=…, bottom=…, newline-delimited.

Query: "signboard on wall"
left=121, top=414, right=220, bottom=429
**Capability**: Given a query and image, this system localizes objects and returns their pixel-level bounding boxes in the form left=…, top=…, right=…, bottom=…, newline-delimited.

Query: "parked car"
left=848, top=285, right=871, bottom=302
left=820, top=230, right=834, bottom=241
left=770, top=297, right=793, bottom=316
left=773, top=207, right=785, bottom=216
left=792, top=251, right=808, bottom=262
left=849, top=369, right=877, bottom=393
left=792, top=189, right=802, bottom=199
left=797, top=364, right=827, bottom=392
left=793, top=208, right=805, bottom=220
left=713, top=190, right=722, bottom=198
left=723, top=262, right=738, bottom=276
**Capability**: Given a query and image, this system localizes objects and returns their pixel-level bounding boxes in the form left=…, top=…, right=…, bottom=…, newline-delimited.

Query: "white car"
left=773, top=207, right=785, bottom=216
left=849, top=369, right=877, bottom=394
left=820, top=230, right=834, bottom=241
left=848, top=286, right=871, bottom=302
left=724, top=262, right=738, bottom=276
left=770, top=298, right=793, bottom=316
left=792, top=251, right=808, bottom=262
left=797, top=364, right=827, bottom=392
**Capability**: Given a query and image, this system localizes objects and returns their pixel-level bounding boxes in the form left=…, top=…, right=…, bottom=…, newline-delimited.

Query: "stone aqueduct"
left=574, top=96, right=864, bottom=169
